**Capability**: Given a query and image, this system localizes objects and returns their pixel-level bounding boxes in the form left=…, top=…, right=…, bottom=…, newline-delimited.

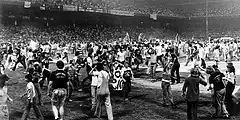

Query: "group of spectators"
left=3, top=0, right=180, bottom=17
left=5, top=0, right=240, bottom=17
left=172, top=2, right=240, bottom=17
left=0, top=24, right=177, bottom=46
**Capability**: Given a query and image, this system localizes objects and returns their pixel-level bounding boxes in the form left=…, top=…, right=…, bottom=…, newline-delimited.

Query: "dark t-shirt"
left=8, top=49, right=13, bottom=54
left=32, top=67, right=42, bottom=83
left=209, top=72, right=225, bottom=91
left=25, top=74, right=33, bottom=82
left=50, top=70, right=69, bottom=89
left=123, top=69, right=132, bottom=83
left=183, top=77, right=207, bottom=101
left=135, top=49, right=141, bottom=58
left=171, top=53, right=180, bottom=65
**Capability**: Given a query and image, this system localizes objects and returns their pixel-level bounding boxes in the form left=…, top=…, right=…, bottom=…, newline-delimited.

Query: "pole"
left=206, top=0, right=209, bottom=40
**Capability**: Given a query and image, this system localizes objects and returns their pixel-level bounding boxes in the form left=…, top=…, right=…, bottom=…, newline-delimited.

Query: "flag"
left=29, top=40, right=38, bottom=51
left=24, top=1, right=31, bottom=8
left=138, top=33, right=143, bottom=41
left=175, top=33, right=180, bottom=45
left=150, top=13, right=157, bottom=20
left=123, top=32, right=130, bottom=42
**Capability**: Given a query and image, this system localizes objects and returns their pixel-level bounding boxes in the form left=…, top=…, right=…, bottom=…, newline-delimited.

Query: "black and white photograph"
left=0, top=0, right=240, bottom=120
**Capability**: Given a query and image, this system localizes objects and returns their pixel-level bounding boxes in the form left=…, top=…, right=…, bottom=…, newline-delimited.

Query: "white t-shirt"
left=86, top=57, right=93, bottom=67
left=44, top=45, right=51, bottom=53
left=26, top=82, right=36, bottom=102
left=198, top=47, right=205, bottom=59
left=91, top=71, right=98, bottom=86
left=161, top=46, right=166, bottom=55
left=155, top=45, right=162, bottom=56
left=92, top=70, right=109, bottom=87
left=27, top=52, right=34, bottom=60
left=117, top=51, right=125, bottom=62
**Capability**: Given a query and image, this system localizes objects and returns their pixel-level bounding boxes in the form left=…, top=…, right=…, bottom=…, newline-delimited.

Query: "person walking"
left=169, top=48, right=180, bottom=84
left=224, top=62, right=239, bottom=115
left=161, top=62, right=175, bottom=107
left=0, top=74, right=12, bottom=120
left=21, top=68, right=44, bottom=120
left=90, top=63, right=113, bottom=120
left=122, top=62, right=134, bottom=101
left=206, top=66, right=230, bottom=119
left=47, top=61, right=69, bottom=120
left=182, top=68, right=207, bottom=120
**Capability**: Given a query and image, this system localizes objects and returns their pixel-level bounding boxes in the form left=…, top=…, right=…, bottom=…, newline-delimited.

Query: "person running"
left=47, top=61, right=69, bottom=120
left=39, top=53, right=52, bottom=89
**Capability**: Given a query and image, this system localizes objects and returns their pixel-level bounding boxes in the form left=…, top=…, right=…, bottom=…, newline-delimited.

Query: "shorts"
left=51, top=88, right=67, bottom=105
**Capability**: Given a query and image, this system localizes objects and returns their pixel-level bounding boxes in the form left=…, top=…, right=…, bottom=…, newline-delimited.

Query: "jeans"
left=91, top=86, right=97, bottom=109
left=34, top=83, right=42, bottom=105
left=187, top=101, right=198, bottom=120
left=161, top=81, right=174, bottom=105
left=171, top=64, right=180, bottom=83
left=123, top=82, right=131, bottom=99
left=150, top=63, right=157, bottom=79
left=214, top=88, right=229, bottom=117
left=200, top=58, right=206, bottom=69
left=21, top=98, right=44, bottom=120
left=157, top=55, right=165, bottom=67
left=95, top=94, right=113, bottom=120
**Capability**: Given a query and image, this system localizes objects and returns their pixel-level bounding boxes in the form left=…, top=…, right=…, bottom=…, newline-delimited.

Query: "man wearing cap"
left=182, top=68, right=207, bottom=120
left=47, top=61, right=69, bottom=120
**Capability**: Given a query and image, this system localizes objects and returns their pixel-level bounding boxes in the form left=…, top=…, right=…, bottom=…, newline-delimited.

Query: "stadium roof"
left=156, top=0, right=240, bottom=6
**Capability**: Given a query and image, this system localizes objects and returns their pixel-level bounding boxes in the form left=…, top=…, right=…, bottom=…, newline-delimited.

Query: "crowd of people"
left=5, top=0, right=240, bottom=17
left=172, top=1, right=240, bottom=17
left=0, top=22, right=239, bottom=120
left=3, top=0, right=180, bottom=17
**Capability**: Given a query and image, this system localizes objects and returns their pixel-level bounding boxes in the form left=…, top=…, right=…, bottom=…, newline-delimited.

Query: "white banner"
left=112, top=70, right=124, bottom=91
left=110, top=10, right=134, bottom=16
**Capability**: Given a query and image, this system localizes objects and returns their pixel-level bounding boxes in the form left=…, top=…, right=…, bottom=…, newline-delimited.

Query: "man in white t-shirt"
left=117, top=48, right=126, bottom=64
left=90, top=70, right=98, bottom=111
left=155, top=43, right=162, bottom=66
left=90, top=63, right=113, bottom=120
left=198, top=44, right=206, bottom=69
